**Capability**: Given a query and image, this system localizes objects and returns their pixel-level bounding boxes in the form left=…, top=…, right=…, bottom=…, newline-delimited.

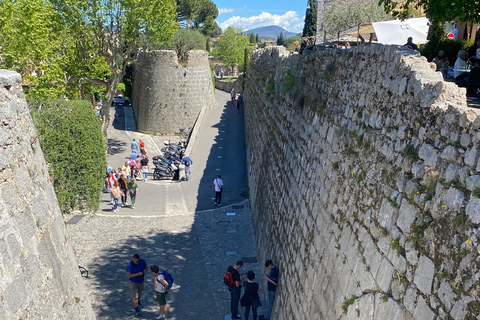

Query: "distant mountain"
left=246, top=25, right=298, bottom=40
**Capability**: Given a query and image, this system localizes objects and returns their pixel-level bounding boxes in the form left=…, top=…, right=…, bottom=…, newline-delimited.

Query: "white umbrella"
left=372, top=17, right=430, bottom=45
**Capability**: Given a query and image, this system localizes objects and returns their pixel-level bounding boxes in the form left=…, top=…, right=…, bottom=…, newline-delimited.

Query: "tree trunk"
left=100, top=57, right=124, bottom=140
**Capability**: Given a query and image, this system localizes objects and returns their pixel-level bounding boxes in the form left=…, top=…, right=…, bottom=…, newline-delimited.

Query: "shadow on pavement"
left=194, top=97, right=248, bottom=211
left=87, top=224, right=219, bottom=319
left=107, top=138, right=128, bottom=156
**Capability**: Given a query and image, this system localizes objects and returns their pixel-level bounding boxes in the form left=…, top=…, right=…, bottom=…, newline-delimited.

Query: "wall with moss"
left=244, top=45, right=480, bottom=319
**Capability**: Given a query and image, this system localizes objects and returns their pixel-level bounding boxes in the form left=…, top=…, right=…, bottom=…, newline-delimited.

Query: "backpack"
left=158, top=270, right=174, bottom=290
left=141, top=158, right=148, bottom=166
left=223, top=266, right=235, bottom=286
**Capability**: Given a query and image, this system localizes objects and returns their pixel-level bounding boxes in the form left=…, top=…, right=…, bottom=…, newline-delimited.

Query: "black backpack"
left=141, top=158, right=148, bottom=166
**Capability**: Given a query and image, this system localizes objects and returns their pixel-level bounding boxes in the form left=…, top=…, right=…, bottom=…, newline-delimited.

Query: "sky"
left=213, top=0, right=307, bottom=33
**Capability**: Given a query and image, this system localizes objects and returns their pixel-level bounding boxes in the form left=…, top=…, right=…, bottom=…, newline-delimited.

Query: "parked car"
left=112, top=96, right=130, bottom=105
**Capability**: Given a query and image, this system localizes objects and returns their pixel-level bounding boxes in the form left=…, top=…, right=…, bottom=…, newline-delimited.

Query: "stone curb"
left=91, top=199, right=250, bottom=218
left=185, top=106, right=206, bottom=156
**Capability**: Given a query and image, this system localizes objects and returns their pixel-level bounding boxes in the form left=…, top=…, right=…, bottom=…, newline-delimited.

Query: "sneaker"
left=132, top=205, right=135, bottom=209
left=155, top=315, right=164, bottom=320
left=121, top=204, right=125, bottom=207
left=138, top=301, right=144, bottom=309
left=134, top=308, right=140, bottom=316
left=114, top=209, right=118, bottom=213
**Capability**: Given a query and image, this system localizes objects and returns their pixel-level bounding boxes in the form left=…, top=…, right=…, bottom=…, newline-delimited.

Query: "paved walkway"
left=66, top=91, right=265, bottom=319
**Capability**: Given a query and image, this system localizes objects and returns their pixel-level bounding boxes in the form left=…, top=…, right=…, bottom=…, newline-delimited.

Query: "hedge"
left=30, top=99, right=106, bottom=214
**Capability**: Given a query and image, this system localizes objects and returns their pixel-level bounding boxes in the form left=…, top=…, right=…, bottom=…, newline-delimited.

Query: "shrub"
left=30, top=99, right=106, bottom=214
left=421, top=39, right=474, bottom=66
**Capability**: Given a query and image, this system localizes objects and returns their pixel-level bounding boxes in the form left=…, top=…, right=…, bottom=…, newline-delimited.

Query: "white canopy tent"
left=372, top=17, right=430, bottom=45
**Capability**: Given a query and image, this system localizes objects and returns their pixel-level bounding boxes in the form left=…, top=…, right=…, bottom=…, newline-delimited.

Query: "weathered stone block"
left=414, top=256, right=434, bottom=295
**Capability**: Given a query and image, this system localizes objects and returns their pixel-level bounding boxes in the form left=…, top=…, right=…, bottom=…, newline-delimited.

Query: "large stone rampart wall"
left=133, top=50, right=215, bottom=134
left=0, top=70, right=94, bottom=319
left=244, top=45, right=480, bottom=319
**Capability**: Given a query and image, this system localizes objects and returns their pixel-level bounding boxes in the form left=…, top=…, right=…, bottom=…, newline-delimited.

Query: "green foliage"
left=379, top=0, right=480, bottom=23
left=391, top=238, right=406, bottom=256
left=117, top=83, right=126, bottom=93
left=342, top=295, right=359, bottom=313
left=302, top=0, right=318, bottom=37
left=276, top=32, right=287, bottom=46
left=243, top=48, right=250, bottom=90
left=211, top=27, right=250, bottom=70
left=248, top=33, right=256, bottom=43
left=0, top=0, right=69, bottom=99
left=389, top=196, right=400, bottom=208
left=421, top=39, right=474, bottom=66
left=459, top=247, right=468, bottom=259
left=404, top=144, right=419, bottom=161
left=29, top=99, right=106, bottom=214
left=168, top=28, right=207, bottom=63
left=323, top=0, right=391, bottom=37
left=454, top=209, right=467, bottom=228
left=411, top=223, right=426, bottom=252
left=283, top=70, right=296, bottom=92
left=473, top=186, right=480, bottom=198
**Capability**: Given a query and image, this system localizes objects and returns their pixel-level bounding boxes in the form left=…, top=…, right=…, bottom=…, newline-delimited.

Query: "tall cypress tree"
left=302, top=0, right=318, bottom=37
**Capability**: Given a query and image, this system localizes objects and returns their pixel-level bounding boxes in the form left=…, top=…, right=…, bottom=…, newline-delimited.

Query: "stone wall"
left=133, top=50, right=215, bottom=134
left=244, top=45, right=480, bottom=319
left=0, top=70, right=94, bottom=319
left=214, top=75, right=244, bottom=94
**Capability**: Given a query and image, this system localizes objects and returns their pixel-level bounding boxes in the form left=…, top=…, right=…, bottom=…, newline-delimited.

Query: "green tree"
left=51, top=0, right=179, bottom=136
left=379, top=0, right=480, bottom=23
left=169, top=28, right=207, bottom=62
left=286, top=36, right=302, bottom=48
left=192, top=0, right=218, bottom=28
left=0, top=0, right=69, bottom=99
left=276, top=32, right=287, bottom=46
left=303, top=0, right=318, bottom=37
left=211, top=27, right=250, bottom=72
left=30, top=99, right=106, bottom=214
left=248, top=33, right=256, bottom=43
left=255, top=33, right=259, bottom=43
left=323, top=0, right=391, bottom=38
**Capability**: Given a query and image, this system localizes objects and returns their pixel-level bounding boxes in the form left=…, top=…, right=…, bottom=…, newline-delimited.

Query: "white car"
left=112, top=96, right=130, bottom=105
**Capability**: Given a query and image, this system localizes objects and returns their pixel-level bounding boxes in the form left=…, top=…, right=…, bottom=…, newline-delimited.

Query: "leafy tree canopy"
left=168, top=28, right=207, bottom=62
left=379, top=0, right=480, bottom=23
left=323, top=0, right=391, bottom=37
left=303, top=0, right=318, bottom=37
left=211, top=27, right=250, bottom=69
left=50, top=0, right=178, bottom=135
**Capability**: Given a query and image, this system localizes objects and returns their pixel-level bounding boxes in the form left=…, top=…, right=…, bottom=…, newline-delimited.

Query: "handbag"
left=240, top=293, right=250, bottom=307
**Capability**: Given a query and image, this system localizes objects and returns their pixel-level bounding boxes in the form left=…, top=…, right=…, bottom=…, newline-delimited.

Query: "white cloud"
left=218, top=8, right=234, bottom=15
left=219, top=11, right=304, bottom=33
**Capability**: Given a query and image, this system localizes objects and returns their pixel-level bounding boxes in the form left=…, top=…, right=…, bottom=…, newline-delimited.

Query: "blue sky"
left=213, top=0, right=307, bottom=33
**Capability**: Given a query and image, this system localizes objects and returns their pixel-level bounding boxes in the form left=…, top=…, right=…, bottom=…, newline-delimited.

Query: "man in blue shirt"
left=131, top=139, right=138, bottom=153
left=261, top=260, right=279, bottom=320
left=130, top=150, right=138, bottom=161
left=181, top=154, right=193, bottom=181
left=126, top=254, right=148, bottom=316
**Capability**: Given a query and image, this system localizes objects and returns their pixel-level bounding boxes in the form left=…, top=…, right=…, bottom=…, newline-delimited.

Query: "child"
left=150, top=265, right=170, bottom=320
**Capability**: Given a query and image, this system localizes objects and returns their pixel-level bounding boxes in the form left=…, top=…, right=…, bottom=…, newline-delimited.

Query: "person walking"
left=140, top=154, right=149, bottom=180
left=214, top=175, right=224, bottom=205
left=110, top=181, right=123, bottom=213
left=131, top=138, right=139, bottom=153
left=135, top=155, right=142, bottom=180
left=228, top=260, right=246, bottom=319
left=118, top=173, right=129, bottom=207
left=123, top=161, right=131, bottom=181
left=231, top=88, right=236, bottom=104
left=150, top=265, right=170, bottom=320
left=260, top=260, right=279, bottom=320
left=242, top=271, right=261, bottom=320
left=181, top=154, right=193, bottom=181
left=106, top=171, right=117, bottom=204
left=128, top=177, right=138, bottom=209
left=126, top=254, right=148, bottom=316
